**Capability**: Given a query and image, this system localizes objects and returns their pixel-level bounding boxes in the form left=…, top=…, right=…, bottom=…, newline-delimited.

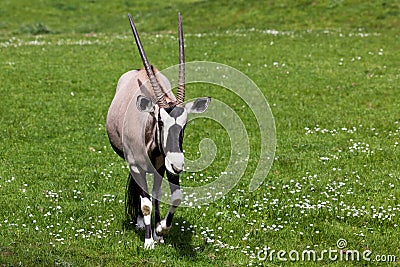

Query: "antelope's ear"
left=185, top=97, right=211, bottom=114
left=136, top=95, right=155, bottom=113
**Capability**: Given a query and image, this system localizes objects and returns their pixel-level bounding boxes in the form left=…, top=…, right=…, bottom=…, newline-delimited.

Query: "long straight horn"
left=176, top=12, right=185, bottom=106
left=127, top=14, right=168, bottom=108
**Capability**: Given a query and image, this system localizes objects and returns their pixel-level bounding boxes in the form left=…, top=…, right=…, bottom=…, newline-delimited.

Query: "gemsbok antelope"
left=106, top=13, right=211, bottom=249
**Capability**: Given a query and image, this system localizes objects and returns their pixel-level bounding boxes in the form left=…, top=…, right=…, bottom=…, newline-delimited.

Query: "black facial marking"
left=166, top=124, right=183, bottom=153
left=158, top=106, right=186, bottom=154
left=164, top=106, right=174, bottom=114
left=169, top=106, right=185, bottom=117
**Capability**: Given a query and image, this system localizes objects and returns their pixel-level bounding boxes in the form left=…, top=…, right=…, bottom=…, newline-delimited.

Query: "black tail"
left=125, top=173, right=140, bottom=223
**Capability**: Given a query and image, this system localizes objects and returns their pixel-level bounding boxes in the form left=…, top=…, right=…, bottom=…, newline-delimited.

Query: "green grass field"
left=1, top=1, right=399, bottom=266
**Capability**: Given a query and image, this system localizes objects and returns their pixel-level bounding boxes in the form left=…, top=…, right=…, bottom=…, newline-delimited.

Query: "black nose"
left=172, top=165, right=183, bottom=174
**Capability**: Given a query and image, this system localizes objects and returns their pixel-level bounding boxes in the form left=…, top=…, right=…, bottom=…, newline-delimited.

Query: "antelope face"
left=159, top=106, right=186, bottom=174
left=137, top=95, right=211, bottom=175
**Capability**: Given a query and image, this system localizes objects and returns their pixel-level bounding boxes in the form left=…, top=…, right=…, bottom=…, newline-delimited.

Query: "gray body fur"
left=106, top=68, right=175, bottom=164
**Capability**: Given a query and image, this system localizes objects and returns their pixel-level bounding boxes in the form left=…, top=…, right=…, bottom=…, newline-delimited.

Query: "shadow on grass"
left=163, top=217, right=196, bottom=257
left=122, top=216, right=206, bottom=260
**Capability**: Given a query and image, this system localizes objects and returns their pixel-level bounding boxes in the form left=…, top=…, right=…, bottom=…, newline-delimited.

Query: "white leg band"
left=140, top=196, right=152, bottom=216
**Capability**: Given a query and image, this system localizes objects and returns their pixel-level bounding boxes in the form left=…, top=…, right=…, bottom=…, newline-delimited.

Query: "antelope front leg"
left=156, top=173, right=182, bottom=236
left=131, top=169, right=154, bottom=249
left=152, top=167, right=164, bottom=243
left=140, top=195, right=154, bottom=249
